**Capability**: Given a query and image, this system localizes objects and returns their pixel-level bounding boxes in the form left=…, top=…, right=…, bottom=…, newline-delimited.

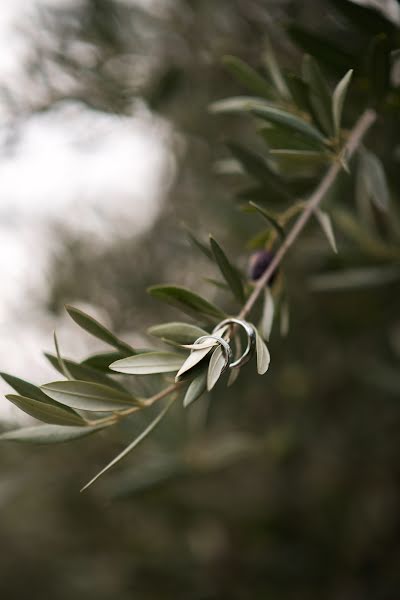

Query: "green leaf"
left=66, top=305, right=133, bottom=354
left=148, top=322, right=208, bottom=346
left=262, top=38, right=290, bottom=99
left=302, top=55, right=334, bottom=137
left=252, top=104, right=327, bottom=144
left=332, top=69, right=353, bottom=136
left=44, top=353, right=127, bottom=392
left=183, top=370, right=208, bottom=407
left=53, top=331, right=74, bottom=380
left=260, top=123, right=324, bottom=151
left=361, top=150, right=390, bottom=211
left=210, top=97, right=327, bottom=144
left=207, top=346, right=226, bottom=391
left=227, top=142, right=291, bottom=200
left=269, top=150, right=327, bottom=170
left=222, top=55, right=275, bottom=99
left=249, top=202, right=285, bottom=238
left=228, top=334, right=242, bottom=387
left=110, top=352, right=184, bottom=375
left=41, top=381, right=138, bottom=412
left=314, top=209, right=338, bottom=253
left=175, top=345, right=215, bottom=380
left=259, top=287, right=275, bottom=341
left=0, top=424, right=104, bottom=444
left=183, top=225, right=214, bottom=261
left=209, top=236, right=245, bottom=304
left=148, top=285, right=226, bottom=322
left=81, top=397, right=175, bottom=491
left=82, top=351, right=126, bottom=372
left=5, top=394, right=86, bottom=427
left=286, top=73, right=312, bottom=113
left=0, top=372, right=52, bottom=403
left=255, top=329, right=271, bottom=375
left=368, top=33, right=390, bottom=106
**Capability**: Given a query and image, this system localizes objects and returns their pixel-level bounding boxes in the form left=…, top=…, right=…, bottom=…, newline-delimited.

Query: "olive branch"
left=0, top=49, right=381, bottom=491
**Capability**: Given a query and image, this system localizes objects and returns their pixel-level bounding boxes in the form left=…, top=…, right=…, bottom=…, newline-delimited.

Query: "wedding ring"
left=212, top=318, right=256, bottom=369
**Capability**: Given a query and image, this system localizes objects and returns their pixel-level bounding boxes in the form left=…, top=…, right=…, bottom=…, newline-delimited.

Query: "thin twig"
left=238, top=108, right=377, bottom=320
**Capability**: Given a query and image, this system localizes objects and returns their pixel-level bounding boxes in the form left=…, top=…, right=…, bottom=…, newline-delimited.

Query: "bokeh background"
left=1, top=1, right=400, bottom=598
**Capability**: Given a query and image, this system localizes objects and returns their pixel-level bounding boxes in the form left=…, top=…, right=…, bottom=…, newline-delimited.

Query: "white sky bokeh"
left=0, top=0, right=175, bottom=423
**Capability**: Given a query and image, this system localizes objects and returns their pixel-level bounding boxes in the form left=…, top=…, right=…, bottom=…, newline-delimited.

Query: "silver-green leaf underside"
left=255, top=329, right=271, bottom=375
left=332, top=69, right=353, bottom=136
left=183, top=370, right=208, bottom=407
left=41, top=381, right=138, bottom=411
left=110, top=352, right=185, bottom=375
left=6, top=394, right=86, bottom=426
left=147, top=322, right=208, bottom=346
left=207, top=346, right=226, bottom=391
left=314, top=209, right=338, bottom=253
left=0, top=424, right=105, bottom=444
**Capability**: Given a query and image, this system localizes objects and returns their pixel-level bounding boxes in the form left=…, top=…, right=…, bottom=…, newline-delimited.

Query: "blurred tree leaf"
left=82, top=351, right=127, bottom=372
left=249, top=201, right=285, bottom=238
left=66, top=305, right=133, bottom=354
left=148, top=285, right=226, bottom=321
left=255, top=328, right=271, bottom=374
left=314, top=208, right=338, bottom=253
left=288, top=25, right=354, bottom=73
left=332, top=69, right=353, bottom=136
left=223, top=55, right=275, bottom=99
left=359, top=149, right=390, bottom=211
left=209, top=235, right=245, bottom=303
left=309, top=266, right=400, bottom=291
left=259, top=286, right=275, bottom=341
left=302, top=55, right=334, bottom=136
left=45, top=352, right=127, bottom=391
left=368, top=33, right=391, bottom=106
left=183, top=369, right=207, bottom=407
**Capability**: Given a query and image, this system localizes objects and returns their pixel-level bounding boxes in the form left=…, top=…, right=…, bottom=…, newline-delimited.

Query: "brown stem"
left=238, top=108, right=377, bottom=320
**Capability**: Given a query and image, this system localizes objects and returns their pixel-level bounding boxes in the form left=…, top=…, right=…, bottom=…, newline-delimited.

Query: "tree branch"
left=238, top=108, right=377, bottom=320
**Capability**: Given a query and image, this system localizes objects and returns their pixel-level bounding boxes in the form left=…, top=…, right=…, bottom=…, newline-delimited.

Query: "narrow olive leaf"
left=183, top=370, right=208, bottom=407
left=222, top=55, right=275, bottom=99
left=207, top=346, right=226, bottom=391
left=269, top=150, right=327, bottom=169
left=209, top=95, right=270, bottom=114
left=65, top=305, right=133, bottom=354
left=263, top=38, right=290, bottom=99
left=259, top=123, right=323, bottom=151
left=110, top=352, right=184, bottom=376
left=41, top=381, right=138, bottom=412
left=286, top=72, right=312, bottom=113
left=314, top=209, right=338, bottom=253
left=251, top=105, right=327, bottom=144
left=209, top=236, right=245, bottom=303
left=81, top=397, right=175, bottom=492
left=309, top=267, right=400, bottom=291
left=0, top=372, right=52, bottom=403
left=148, top=285, right=226, bottom=322
left=0, top=424, right=105, bottom=444
left=227, top=143, right=291, bottom=201
left=280, top=296, right=290, bottom=337
left=82, top=351, right=126, bottom=372
left=175, top=345, right=214, bottom=380
left=5, top=394, right=86, bottom=427
left=203, top=278, right=230, bottom=291
left=184, top=225, right=214, bottom=261
left=362, top=150, right=390, bottom=211
left=181, top=340, right=218, bottom=350
left=302, top=55, right=334, bottom=137
left=332, top=69, right=353, bottom=136
left=53, top=331, right=74, bottom=380
left=259, top=287, right=275, bottom=341
left=249, top=202, right=285, bottom=238
left=255, top=329, right=271, bottom=375
left=148, top=322, right=208, bottom=346
left=44, top=353, right=127, bottom=392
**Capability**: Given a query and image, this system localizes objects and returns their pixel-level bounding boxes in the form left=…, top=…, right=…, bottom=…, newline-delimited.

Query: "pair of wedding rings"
left=192, top=318, right=256, bottom=374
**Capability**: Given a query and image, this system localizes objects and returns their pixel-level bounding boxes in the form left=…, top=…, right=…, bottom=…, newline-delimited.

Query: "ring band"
left=192, top=334, right=233, bottom=372
left=212, top=318, right=256, bottom=369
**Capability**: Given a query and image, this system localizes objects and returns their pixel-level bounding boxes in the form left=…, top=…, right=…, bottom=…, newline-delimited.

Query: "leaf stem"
left=238, top=108, right=377, bottom=320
